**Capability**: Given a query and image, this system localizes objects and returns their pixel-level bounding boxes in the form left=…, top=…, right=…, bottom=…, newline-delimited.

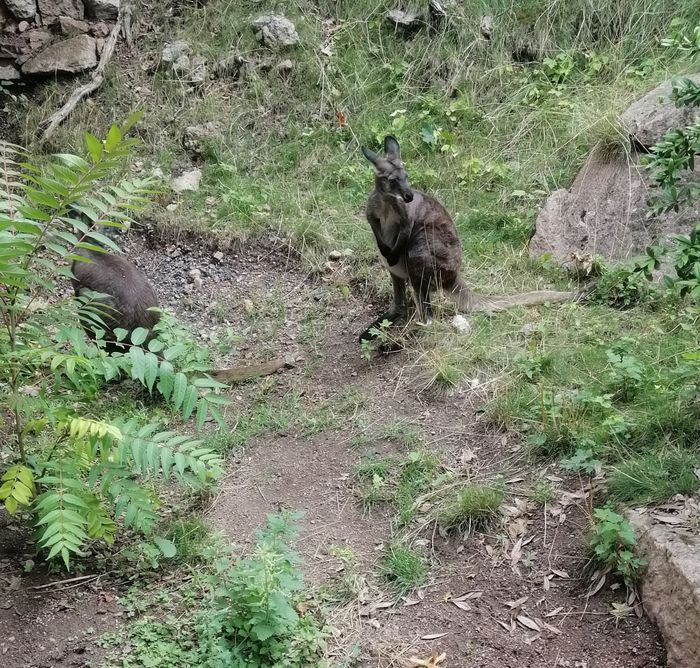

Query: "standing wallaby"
left=69, top=216, right=292, bottom=383
left=359, top=135, right=578, bottom=341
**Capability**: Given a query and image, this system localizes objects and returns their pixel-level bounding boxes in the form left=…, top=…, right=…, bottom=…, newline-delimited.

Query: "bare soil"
left=0, top=231, right=666, bottom=667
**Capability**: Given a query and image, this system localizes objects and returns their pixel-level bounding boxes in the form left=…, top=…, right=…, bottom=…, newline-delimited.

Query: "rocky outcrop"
left=251, top=15, right=299, bottom=48
left=621, top=74, right=700, bottom=148
left=629, top=509, right=700, bottom=668
left=37, top=0, right=84, bottom=23
left=22, top=33, right=96, bottom=74
left=0, top=0, right=118, bottom=85
left=5, top=0, right=36, bottom=20
left=529, top=74, right=700, bottom=267
left=83, top=0, right=117, bottom=20
left=0, top=63, right=20, bottom=79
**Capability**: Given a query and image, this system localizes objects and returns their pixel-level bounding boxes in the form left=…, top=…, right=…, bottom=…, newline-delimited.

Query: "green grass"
left=7, top=1, right=700, bottom=511
left=438, top=481, right=505, bottom=533
left=608, top=449, right=699, bottom=504
left=165, top=517, right=216, bottom=565
left=380, top=543, right=427, bottom=596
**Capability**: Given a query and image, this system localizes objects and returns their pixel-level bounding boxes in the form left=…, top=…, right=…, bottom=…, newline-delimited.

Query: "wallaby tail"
left=447, top=275, right=580, bottom=314
left=209, top=357, right=293, bottom=384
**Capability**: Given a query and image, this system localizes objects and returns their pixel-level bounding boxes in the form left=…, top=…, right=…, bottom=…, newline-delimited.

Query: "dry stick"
left=122, top=2, right=133, bottom=48
left=40, top=4, right=128, bottom=143
left=31, top=573, right=103, bottom=590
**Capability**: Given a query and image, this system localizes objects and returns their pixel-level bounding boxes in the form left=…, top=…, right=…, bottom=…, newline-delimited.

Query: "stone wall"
left=0, top=0, right=118, bottom=81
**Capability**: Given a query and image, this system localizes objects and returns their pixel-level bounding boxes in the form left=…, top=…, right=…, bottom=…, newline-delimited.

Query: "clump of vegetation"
left=0, top=124, right=230, bottom=568
left=608, top=449, right=699, bottom=504
left=103, top=513, right=328, bottom=668
left=588, top=507, right=643, bottom=587
left=380, top=543, right=427, bottom=596
left=438, top=481, right=505, bottom=533
left=191, top=513, right=327, bottom=667
left=530, top=478, right=556, bottom=506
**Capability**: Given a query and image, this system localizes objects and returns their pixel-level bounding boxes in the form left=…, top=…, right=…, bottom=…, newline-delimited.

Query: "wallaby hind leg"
left=359, top=275, right=407, bottom=342
left=411, top=273, right=433, bottom=325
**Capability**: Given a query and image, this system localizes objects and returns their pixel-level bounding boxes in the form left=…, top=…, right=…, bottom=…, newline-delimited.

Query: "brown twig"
left=39, top=3, right=129, bottom=143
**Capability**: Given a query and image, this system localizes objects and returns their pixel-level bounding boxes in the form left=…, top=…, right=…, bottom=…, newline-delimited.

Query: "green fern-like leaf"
left=35, top=481, right=89, bottom=569
left=0, top=464, right=35, bottom=513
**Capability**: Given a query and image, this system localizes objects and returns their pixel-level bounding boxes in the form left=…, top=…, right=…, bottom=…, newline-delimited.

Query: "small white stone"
left=450, top=314, right=472, bottom=335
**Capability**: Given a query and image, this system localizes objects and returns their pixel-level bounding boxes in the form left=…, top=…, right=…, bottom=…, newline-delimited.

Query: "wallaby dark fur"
left=359, top=135, right=578, bottom=341
left=70, top=226, right=293, bottom=382
left=71, top=248, right=160, bottom=352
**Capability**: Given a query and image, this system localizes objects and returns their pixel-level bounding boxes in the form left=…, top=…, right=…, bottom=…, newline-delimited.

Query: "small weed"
left=589, top=506, right=642, bottom=587
left=354, top=457, right=394, bottom=513
left=165, top=518, right=214, bottom=565
left=530, top=479, right=556, bottom=506
left=396, top=451, right=439, bottom=525
left=380, top=543, right=427, bottom=596
left=438, top=481, right=505, bottom=533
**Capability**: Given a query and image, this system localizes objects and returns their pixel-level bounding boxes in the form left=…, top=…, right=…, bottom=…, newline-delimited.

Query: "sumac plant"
left=0, top=118, right=228, bottom=568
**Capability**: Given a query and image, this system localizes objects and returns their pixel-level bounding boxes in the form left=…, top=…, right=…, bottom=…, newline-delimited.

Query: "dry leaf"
left=404, top=598, right=422, bottom=607
left=523, top=632, right=541, bottom=645
left=507, top=518, right=528, bottom=540
left=496, top=619, right=512, bottom=632
left=452, top=600, right=472, bottom=612
left=510, top=537, right=523, bottom=567
left=409, top=652, right=447, bottom=667
left=543, top=575, right=551, bottom=591
left=550, top=569, right=570, bottom=579
left=517, top=615, right=541, bottom=632
left=506, top=596, right=529, bottom=609
left=359, top=600, right=393, bottom=616
left=420, top=632, right=450, bottom=640
left=453, top=591, right=483, bottom=601
left=586, top=573, right=607, bottom=598
left=542, top=621, right=562, bottom=635
left=545, top=606, right=564, bottom=618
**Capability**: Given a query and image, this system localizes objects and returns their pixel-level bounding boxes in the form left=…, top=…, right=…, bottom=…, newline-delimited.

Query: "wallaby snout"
left=402, top=191, right=414, bottom=203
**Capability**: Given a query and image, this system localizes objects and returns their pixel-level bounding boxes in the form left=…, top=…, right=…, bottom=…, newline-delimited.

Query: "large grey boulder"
left=530, top=74, right=700, bottom=267
left=5, top=0, right=37, bottom=20
left=83, top=0, right=119, bottom=21
left=251, top=15, right=299, bottom=48
left=529, top=145, right=700, bottom=266
left=629, top=510, right=700, bottom=668
left=22, top=34, right=97, bottom=75
left=621, top=74, right=700, bottom=148
left=37, top=0, right=84, bottom=22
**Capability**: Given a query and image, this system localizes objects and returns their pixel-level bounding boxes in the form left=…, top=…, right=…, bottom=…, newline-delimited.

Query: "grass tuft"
left=438, top=481, right=505, bottom=533
left=380, top=543, right=427, bottom=596
left=608, top=449, right=699, bottom=504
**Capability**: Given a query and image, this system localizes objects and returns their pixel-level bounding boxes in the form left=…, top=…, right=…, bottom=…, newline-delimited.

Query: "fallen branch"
left=39, top=3, right=129, bottom=143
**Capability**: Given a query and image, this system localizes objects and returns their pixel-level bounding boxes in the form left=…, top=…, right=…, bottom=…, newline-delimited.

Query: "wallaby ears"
left=384, top=135, right=401, bottom=159
left=361, top=145, right=380, bottom=165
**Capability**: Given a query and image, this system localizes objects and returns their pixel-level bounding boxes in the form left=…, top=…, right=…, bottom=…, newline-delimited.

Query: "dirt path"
left=129, top=233, right=665, bottom=668
left=0, top=232, right=666, bottom=667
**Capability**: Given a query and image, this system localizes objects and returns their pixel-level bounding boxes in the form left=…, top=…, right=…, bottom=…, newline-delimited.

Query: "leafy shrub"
left=0, top=121, right=229, bottom=567
left=190, top=513, right=327, bottom=667
left=588, top=507, right=642, bottom=586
